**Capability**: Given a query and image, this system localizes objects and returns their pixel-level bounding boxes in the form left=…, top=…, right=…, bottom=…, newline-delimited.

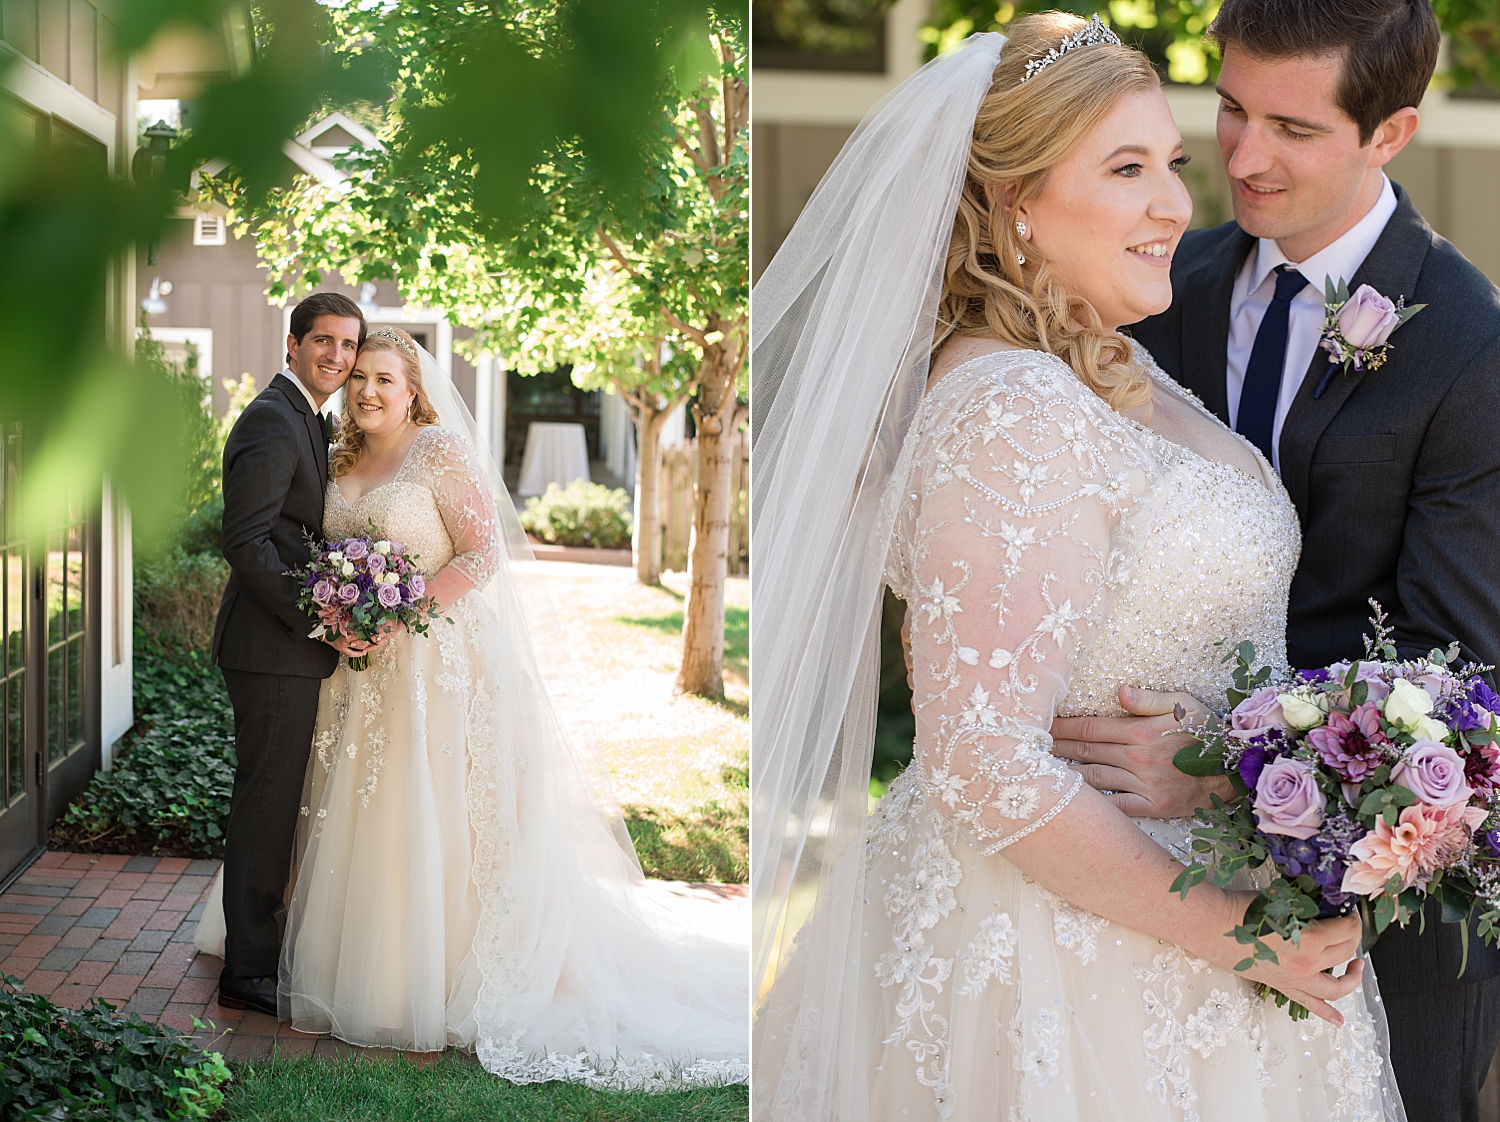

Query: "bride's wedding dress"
left=756, top=349, right=1403, bottom=1120
left=206, top=423, right=746, bottom=1085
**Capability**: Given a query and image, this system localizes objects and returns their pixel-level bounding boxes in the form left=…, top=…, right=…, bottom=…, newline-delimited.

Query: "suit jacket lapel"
left=1278, top=188, right=1432, bottom=513
left=271, top=373, right=329, bottom=489
left=1176, top=225, right=1253, bottom=426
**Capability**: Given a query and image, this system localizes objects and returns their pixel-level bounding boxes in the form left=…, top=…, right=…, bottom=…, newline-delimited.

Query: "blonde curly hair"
left=329, top=327, right=440, bottom=478
left=935, top=12, right=1161, bottom=414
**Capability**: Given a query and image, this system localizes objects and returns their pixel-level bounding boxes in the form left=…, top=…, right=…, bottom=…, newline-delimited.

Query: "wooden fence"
left=659, top=433, right=749, bottom=576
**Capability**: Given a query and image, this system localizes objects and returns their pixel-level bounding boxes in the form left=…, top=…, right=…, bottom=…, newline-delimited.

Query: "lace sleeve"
left=905, top=356, right=1155, bottom=854
left=416, top=427, right=504, bottom=588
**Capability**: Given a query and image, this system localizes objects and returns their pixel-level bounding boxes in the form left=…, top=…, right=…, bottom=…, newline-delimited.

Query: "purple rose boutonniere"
left=1311, top=277, right=1425, bottom=399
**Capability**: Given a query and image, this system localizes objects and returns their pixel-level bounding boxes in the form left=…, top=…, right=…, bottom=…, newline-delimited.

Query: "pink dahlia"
left=1306, top=702, right=1388, bottom=784
left=1341, top=802, right=1488, bottom=895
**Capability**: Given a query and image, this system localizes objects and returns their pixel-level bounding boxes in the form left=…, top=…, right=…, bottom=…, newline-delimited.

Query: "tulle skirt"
left=272, top=590, right=748, bottom=1087
left=756, top=769, right=1404, bottom=1121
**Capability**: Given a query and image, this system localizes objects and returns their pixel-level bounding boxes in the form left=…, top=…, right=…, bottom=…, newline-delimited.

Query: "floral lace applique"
left=874, top=802, right=962, bottom=1118
left=1134, top=945, right=1213, bottom=1120
left=891, top=354, right=1156, bottom=858
left=1035, top=885, right=1110, bottom=965
left=957, top=911, right=1018, bottom=996
left=1018, top=1007, right=1066, bottom=1088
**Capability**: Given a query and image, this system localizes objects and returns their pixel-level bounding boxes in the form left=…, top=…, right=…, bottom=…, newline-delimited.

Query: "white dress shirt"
left=281, top=367, right=324, bottom=414
left=1225, top=175, right=1397, bottom=471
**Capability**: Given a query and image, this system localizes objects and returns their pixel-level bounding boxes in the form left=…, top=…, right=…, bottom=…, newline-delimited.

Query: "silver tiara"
left=367, top=326, right=417, bottom=358
left=1020, top=14, right=1122, bottom=83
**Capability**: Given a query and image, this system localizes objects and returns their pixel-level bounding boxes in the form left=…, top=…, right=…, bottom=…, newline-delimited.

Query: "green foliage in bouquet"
left=0, top=973, right=230, bottom=1121
left=522, top=481, right=634, bottom=550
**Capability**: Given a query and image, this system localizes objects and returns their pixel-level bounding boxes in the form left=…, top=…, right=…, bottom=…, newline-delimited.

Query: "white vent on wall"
left=193, top=214, right=226, bottom=246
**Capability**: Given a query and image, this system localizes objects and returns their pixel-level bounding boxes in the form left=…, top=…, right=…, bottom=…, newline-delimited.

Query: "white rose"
left=1384, top=678, right=1435, bottom=730
left=1277, top=691, right=1328, bottom=731
left=386, top=572, right=401, bottom=584
left=374, top=541, right=391, bottom=555
left=1413, top=715, right=1451, bottom=743
left=327, top=551, right=344, bottom=564
left=341, top=561, right=356, bottom=578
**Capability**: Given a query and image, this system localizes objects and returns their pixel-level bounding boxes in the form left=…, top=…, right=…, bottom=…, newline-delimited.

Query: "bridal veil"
left=750, top=33, right=1006, bottom=1117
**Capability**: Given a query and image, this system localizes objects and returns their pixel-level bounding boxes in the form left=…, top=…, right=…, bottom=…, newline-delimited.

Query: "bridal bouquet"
left=1173, top=606, right=1500, bottom=1016
left=294, top=528, right=441, bottom=671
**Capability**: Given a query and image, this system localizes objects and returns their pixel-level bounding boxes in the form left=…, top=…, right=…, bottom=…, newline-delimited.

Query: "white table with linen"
left=517, top=421, right=591, bottom=497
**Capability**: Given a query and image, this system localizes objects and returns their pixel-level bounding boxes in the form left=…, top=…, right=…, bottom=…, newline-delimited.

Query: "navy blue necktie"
left=1236, top=265, right=1309, bottom=464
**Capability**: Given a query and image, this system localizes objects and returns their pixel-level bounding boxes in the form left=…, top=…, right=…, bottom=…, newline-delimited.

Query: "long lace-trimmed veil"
left=750, top=33, right=1006, bottom=1116
left=411, top=343, right=640, bottom=867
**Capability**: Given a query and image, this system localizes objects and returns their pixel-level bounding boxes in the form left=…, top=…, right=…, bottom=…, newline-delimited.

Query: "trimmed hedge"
left=521, top=481, right=633, bottom=550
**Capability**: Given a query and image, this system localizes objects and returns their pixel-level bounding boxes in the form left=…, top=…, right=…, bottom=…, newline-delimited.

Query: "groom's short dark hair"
left=1209, top=0, right=1439, bottom=145
left=288, top=292, right=367, bottom=350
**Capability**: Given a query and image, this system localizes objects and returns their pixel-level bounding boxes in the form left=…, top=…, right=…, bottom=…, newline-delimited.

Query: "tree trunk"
left=632, top=403, right=667, bottom=586
left=676, top=327, right=742, bottom=699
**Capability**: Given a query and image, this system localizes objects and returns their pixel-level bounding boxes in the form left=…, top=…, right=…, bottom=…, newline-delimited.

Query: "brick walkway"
left=0, top=850, right=749, bottom=1065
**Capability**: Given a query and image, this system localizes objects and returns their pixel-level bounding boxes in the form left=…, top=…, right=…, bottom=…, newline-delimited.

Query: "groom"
left=1054, top=0, right=1500, bottom=1118
left=210, top=292, right=373, bottom=1015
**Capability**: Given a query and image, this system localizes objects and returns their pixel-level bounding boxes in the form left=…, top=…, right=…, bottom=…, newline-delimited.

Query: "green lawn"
left=223, top=1054, right=748, bottom=1121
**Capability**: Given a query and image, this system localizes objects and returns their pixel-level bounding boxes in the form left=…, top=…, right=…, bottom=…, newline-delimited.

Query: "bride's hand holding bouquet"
left=1174, top=604, right=1500, bottom=1017
left=294, top=527, right=443, bottom=671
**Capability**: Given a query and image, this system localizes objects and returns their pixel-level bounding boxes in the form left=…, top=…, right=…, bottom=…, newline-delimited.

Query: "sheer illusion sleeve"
left=416, top=427, right=504, bottom=588
left=901, top=356, right=1155, bottom=854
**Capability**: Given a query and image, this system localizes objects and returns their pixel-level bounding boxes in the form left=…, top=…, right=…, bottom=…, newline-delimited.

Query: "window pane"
left=46, top=530, right=63, bottom=647
left=5, top=672, right=20, bottom=807
left=47, top=643, right=63, bottom=764
left=6, top=549, right=22, bottom=680
left=66, top=636, right=82, bottom=751
left=66, top=526, right=83, bottom=638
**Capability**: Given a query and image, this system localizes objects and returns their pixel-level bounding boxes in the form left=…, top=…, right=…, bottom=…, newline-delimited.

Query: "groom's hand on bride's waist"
left=1051, top=686, right=1234, bottom=819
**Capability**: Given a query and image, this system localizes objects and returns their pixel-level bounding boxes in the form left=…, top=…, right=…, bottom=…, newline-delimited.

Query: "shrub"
left=0, top=974, right=231, bottom=1120
left=134, top=547, right=228, bottom=655
left=50, top=636, right=235, bottom=858
left=521, top=481, right=632, bottom=550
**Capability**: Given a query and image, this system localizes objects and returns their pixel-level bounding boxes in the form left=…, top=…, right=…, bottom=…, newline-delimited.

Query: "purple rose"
left=1253, top=757, right=1325, bottom=840
left=389, top=541, right=405, bottom=555
left=1231, top=687, right=1290, bottom=736
left=1337, top=284, right=1400, bottom=348
left=366, top=552, right=386, bottom=575
left=1391, top=739, right=1473, bottom=809
left=311, top=579, right=335, bottom=606
left=408, top=573, right=425, bottom=598
left=337, top=583, right=360, bottom=605
left=343, top=539, right=369, bottom=560
left=377, top=583, right=401, bottom=609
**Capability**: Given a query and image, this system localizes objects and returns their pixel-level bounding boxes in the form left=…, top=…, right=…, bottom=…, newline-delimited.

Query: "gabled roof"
left=297, top=111, right=384, bottom=155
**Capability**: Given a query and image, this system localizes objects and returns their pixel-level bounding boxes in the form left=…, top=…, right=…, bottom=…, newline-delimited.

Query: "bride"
left=199, top=325, right=747, bottom=1087
left=752, top=14, right=1403, bottom=1121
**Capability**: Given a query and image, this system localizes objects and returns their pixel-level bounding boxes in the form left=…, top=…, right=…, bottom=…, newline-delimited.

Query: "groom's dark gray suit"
left=211, top=373, right=339, bottom=980
left=1131, top=184, right=1500, bottom=1122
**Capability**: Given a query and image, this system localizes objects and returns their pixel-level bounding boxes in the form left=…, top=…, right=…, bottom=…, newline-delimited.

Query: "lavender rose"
left=1231, top=686, right=1289, bottom=736
left=366, top=552, right=386, bottom=575
left=408, top=573, right=425, bottom=598
left=343, top=539, right=370, bottom=561
left=337, top=583, right=360, bottom=605
left=311, top=579, right=335, bottom=605
left=1391, top=739, right=1473, bottom=809
left=1253, top=757, right=1325, bottom=840
left=377, top=582, right=402, bottom=609
left=1337, top=284, right=1401, bottom=348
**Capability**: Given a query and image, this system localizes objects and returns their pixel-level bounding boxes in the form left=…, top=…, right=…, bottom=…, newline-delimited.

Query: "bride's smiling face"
left=1014, top=86, right=1193, bottom=330
left=348, top=348, right=417, bottom=437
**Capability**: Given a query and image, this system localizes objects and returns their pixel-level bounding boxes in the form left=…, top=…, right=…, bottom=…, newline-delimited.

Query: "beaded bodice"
left=885, top=348, right=1301, bottom=853
left=324, top=426, right=502, bottom=589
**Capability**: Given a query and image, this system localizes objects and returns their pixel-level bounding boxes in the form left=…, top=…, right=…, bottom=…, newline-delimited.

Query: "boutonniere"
left=1311, top=277, right=1425, bottom=399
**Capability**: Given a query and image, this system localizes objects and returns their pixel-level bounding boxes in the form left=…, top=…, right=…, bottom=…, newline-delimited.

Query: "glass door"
left=0, top=424, right=33, bottom=882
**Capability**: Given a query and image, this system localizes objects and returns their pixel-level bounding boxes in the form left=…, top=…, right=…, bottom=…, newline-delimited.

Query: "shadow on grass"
left=615, top=607, right=748, bottom=714
left=224, top=1052, right=747, bottom=1121
left=625, top=761, right=748, bottom=884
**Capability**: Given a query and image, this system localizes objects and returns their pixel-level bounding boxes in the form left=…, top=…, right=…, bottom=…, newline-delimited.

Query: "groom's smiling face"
left=287, top=314, right=362, bottom=404
left=1215, top=46, right=1417, bottom=262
